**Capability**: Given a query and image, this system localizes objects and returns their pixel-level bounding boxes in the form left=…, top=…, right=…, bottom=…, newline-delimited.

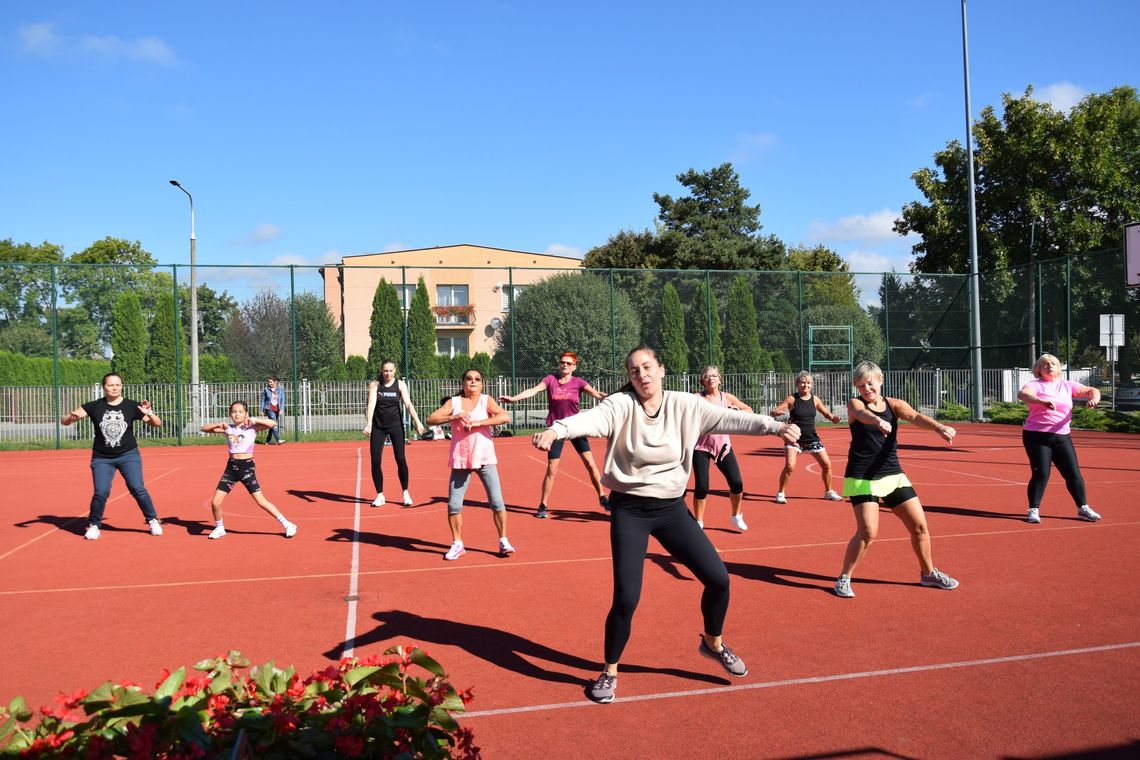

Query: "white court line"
left=462, top=641, right=1140, bottom=718
left=0, top=467, right=182, bottom=562
left=4, top=520, right=1138, bottom=597
left=340, top=447, right=365, bottom=660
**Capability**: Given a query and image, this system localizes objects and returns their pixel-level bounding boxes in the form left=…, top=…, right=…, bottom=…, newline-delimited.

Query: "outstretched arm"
left=848, top=398, right=892, bottom=435
left=770, top=395, right=794, bottom=417
left=583, top=382, right=607, bottom=401
left=889, top=398, right=955, bottom=443
left=1072, top=383, right=1101, bottom=408
left=60, top=406, right=88, bottom=426
left=814, top=396, right=841, bottom=424
left=499, top=381, right=546, bottom=404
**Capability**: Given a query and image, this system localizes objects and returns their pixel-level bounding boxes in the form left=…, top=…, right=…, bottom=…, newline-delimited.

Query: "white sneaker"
left=402, top=490, right=413, bottom=506
left=499, top=537, right=516, bottom=556
left=731, top=513, right=748, bottom=532
left=824, top=490, right=843, bottom=501
left=834, top=575, right=855, bottom=598
left=696, top=520, right=704, bottom=529
left=148, top=519, right=163, bottom=536
left=444, top=541, right=465, bottom=561
left=208, top=525, right=226, bottom=540
left=84, top=524, right=100, bottom=541
left=1076, top=505, right=1101, bottom=522
left=283, top=522, right=298, bottom=538
left=775, top=492, right=787, bottom=504
left=1026, top=507, right=1040, bottom=524
left=371, top=494, right=385, bottom=507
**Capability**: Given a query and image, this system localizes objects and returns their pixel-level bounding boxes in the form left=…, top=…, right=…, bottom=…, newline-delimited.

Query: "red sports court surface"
left=1, top=423, right=1138, bottom=758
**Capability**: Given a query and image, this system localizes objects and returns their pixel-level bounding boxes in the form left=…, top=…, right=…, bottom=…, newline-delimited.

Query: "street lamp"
left=169, top=180, right=199, bottom=389
left=960, top=0, right=984, bottom=421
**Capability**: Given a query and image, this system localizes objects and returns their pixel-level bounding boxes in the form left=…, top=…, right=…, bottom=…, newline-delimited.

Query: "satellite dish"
left=489, top=317, right=503, bottom=330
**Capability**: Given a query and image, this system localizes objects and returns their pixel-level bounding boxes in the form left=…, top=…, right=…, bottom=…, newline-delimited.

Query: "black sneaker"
left=698, top=637, right=748, bottom=677
left=599, top=494, right=611, bottom=511
left=535, top=505, right=549, bottom=519
left=586, top=672, right=617, bottom=703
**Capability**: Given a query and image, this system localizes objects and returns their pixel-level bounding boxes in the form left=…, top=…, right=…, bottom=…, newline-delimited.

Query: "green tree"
left=659, top=283, right=687, bottom=375
left=146, top=291, right=185, bottom=383
left=110, top=291, right=148, bottom=383
left=222, top=291, right=291, bottom=380
left=60, top=237, right=164, bottom=346
left=345, top=355, right=369, bottom=381
left=179, top=283, right=239, bottom=356
left=56, top=307, right=102, bottom=359
left=406, top=278, right=437, bottom=378
left=687, top=279, right=724, bottom=371
left=367, top=278, right=404, bottom=378
left=495, top=272, right=641, bottom=380
left=0, top=322, right=53, bottom=356
left=295, top=292, right=345, bottom=380
left=0, top=239, right=64, bottom=328
left=724, top=275, right=768, bottom=373
left=582, top=229, right=662, bottom=269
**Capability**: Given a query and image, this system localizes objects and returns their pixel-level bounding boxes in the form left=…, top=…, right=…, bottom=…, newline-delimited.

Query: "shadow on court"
left=648, top=553, right=911, bottom=594
left=327, top=527, right=451, bottom=555
left=286, top=489, right=370, bottom=505
left=12, top=514, right=155, bottom=536
left=327, top=609, right=729, bottom=687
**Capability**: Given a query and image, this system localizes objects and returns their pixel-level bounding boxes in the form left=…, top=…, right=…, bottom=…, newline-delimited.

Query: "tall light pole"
left=169, top=180, right=199, bottom=389
left=960, top=0, right=984, bottom=421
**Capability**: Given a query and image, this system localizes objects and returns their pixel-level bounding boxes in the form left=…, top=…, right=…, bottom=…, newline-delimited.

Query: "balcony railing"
left=431, top=304, right=475, bottom=325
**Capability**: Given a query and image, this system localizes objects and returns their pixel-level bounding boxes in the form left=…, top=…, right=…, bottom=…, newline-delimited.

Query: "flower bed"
left=0, top=647, right=479, bottom=758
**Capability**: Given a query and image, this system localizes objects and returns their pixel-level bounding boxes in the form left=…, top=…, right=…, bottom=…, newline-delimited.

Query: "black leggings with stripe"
left=604, top=493, right=730, bottom=664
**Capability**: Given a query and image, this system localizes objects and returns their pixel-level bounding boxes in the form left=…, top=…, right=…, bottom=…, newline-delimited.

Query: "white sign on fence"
left=1127, top=222, right=1140, bottom=288
left=1100, top=313, right=1125, bottom=347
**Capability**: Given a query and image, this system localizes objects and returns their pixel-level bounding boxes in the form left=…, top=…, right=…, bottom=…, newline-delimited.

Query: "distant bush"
left=0, top=350, right=109, bottom=386
left=985, top=401, right=1140, bottom=433
left=935, top=402, right=971, bottom=422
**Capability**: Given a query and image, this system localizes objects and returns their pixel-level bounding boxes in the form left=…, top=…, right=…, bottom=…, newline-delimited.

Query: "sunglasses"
left=558, top=361, right=576, bottom=365
left=463, top=376, right=482, bottom=382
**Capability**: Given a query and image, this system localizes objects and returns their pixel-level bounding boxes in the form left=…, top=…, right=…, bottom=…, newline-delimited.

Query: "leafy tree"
left=60, top=237, right=164, bottom=346
left=0, top=322, right=53, bottom=357
left=687, top=279, right=724, bottom=371
left=222, top=291, right=291, bottom=380
left=345, top=355, right=369, bottom=381
left=724, top=275, right=768, bottom=373
left=367, top=278, right=404, bottom=378
left=56, top=307, right=102, bottom=359
left=200, top=354, right=238, bottom=382
left=179, top=282, right=239, bottom=356
left=295, top=292, right=345, bottom=381
left=407, top=278, right=437, bottom=379
left=470, top=352, right=494, bottom=379
left=146, top=291, right=185, bottom=383
left=110, top=291, right=148, bottom=383
left=495, top=272, right=641, bottom=380
left=582, top=229, right=663, bottom=270
left=0, top=239, right=64, bottom=328
left=659, top=283, right=687, bottom=375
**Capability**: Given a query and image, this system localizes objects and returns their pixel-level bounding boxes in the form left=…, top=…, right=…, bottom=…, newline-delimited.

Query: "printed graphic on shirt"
left=100, top=409, right=128, bottom=448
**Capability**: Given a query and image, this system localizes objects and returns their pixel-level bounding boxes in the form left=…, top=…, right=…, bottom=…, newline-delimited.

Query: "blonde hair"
left=852, top=360, right=883, bottom=386
left=1031, top=353, right=1061, bottom=379
left=699, top=365, right=721, bottom=384
left=794, top=371, right=813, bottom=384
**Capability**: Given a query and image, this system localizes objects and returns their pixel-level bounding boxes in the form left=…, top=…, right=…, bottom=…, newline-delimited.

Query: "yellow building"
left=321, top=244, right=583, bottom=360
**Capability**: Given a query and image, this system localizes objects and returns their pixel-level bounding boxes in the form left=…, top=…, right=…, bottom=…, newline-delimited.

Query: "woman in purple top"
left=1017, top=353, right=1102, bottom=524
left=500, top=351, right=608, bottom=518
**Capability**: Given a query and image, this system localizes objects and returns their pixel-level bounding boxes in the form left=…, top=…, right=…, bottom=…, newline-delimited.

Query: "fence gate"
left=808, top=325, right=854, bottom=374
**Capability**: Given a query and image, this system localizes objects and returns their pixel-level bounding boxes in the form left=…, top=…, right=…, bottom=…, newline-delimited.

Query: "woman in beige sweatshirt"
left=533, top=346, right=800, bottom=703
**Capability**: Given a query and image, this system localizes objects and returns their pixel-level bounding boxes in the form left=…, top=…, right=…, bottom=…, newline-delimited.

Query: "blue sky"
left=4, top=1, right=1136, bottom=278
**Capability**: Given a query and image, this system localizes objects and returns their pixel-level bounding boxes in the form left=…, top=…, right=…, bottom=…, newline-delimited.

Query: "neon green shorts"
left=842, top=473, right=913, bottom=498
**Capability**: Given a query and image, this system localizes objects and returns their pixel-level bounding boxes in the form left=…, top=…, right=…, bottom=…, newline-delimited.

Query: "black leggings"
left=369, top=423, right=408, bottom=492
left=1022, top=429, right=1086, bottom=509
left=692, top=449, right=743, bottom=499
left=604, top=493, right=730, bottom=664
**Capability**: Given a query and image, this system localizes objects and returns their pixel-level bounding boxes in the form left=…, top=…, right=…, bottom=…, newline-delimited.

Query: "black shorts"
left=216, top=458, right=261, bottom=494
left=851, top=486, right=917, bottom=508
left=548, top=437, right=590, bottom=460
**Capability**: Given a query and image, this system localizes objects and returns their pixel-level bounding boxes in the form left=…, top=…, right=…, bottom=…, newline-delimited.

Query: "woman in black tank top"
left=769, top=372, right=842, bottom=504
left=362, top=360, right=425, bottom=507
left=832, top=361, right=961, bottom=600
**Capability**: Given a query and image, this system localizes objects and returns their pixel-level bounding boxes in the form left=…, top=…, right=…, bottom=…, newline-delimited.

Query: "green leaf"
left=155, top=666, right=186, bottom=700
left=6, top=695, right=31, bottom=722
left=343, top=665, right=384, bottom=688
left=227, top=650, right=251, bottom=668
left=409, top=648, right=445, bottom=677
left=430, top=706, right=459, bottom=732
left=209, top=668, right=232, bottom=694
left=175, top=706, right=212, bottom=748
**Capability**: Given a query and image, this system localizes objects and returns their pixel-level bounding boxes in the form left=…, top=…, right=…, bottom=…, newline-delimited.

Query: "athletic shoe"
left=775, top=492, right=787, bottom=504
left=1026, top=507, right=1041, bottom=524
left=824, top=490, right=844, bottom=501
left=696, top=520, right=704, bottom=529
left=371, top=495, right=385, bottom=508
left=208, top=525, right=226, bottom=540
left=535, top=505, right=549, bottom=519
left=599, top=494, right=611, bottom=511
left=148, top=519, right=164, bottom=536
left=920, top=567, right=959, bottom=590
left=499, top=537, right=516, bottom=556
left=834, top=575, right=855, bottom=598
left=84, top=524, right=100, bottom=541
left=731, top=513, right=748, bottom=532
left=402, top=490, right=414, bottom=507
left=444, top=541, right=465, bottom=561
left=587, top=672, right=617, bottom=704
left=283, top=522, right=298, bottom=538
left=698, top=638, right=748, bottom=677
left=1077, top=505, right=1101, bottom=522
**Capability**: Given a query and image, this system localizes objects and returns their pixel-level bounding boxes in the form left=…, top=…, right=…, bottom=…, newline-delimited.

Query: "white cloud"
left=380, top=242, right=406, bottom=253
left=18, top=22, right=176, bottom=65
left=19, top=23, right=62, bottom=55
left=270, top=253, right=315, bottom=266
left=250, top=223, right=281, bottom=244
left=730, top=132, right=779, bottom=163
left=808, top=209, right=902, bottom=243
left=845, top=249, right=900, bottom=273
left=543, top=243, right=583, bottom=259
left=1033, top=81, right=1087, bottom=112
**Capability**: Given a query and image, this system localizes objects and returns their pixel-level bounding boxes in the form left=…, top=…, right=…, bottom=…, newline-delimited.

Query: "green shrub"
left=935, top=402, right=971, bottom=421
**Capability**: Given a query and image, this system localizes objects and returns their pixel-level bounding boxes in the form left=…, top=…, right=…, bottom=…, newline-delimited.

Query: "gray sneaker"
left=834, top=575, right=855, bottom=598
left=587, top=672, right=617, bottom=703
left=1076, top=505, right=1101, bottom=522
left=1026, top=507, right=1041, bottom=524
left=920, top=567, right=959, bottom=590
left=698, top=638, right=748, bottom=677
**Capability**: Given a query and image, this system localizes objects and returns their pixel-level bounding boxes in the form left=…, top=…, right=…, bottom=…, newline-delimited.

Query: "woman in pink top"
left=691, top=365, right=753, bottom=532
left=200, top=401, right=297, bottom=540
left=1017, top=353, right=1102, bottom=524
left=426, top=369, right=514, bottom=560
left=499, top=351, right=609, bottom=518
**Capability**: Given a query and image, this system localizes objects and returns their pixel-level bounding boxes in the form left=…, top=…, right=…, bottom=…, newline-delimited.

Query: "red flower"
left=334, top=734, right=365, bottom=756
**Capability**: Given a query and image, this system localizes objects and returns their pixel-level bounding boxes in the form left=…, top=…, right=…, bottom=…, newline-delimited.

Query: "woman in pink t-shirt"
left=426, top=369, right=513, bottom=560
left=1017, top=353, right=1102, bottom=524
left=499, top=351, right=608, bottom=518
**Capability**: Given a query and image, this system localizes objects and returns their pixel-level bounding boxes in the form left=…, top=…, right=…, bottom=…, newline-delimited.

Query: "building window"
left=397, top=284, right=415, bottom=310
left=435, top=284, right=470, bottom=324
left=501, top=284, right=527, bottom=311
left=437, top=335, right=469, bottom=357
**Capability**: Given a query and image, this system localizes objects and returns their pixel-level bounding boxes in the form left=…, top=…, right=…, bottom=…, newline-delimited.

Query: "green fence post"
left=51, top=264, right=61, bottom=449
left=610, top=269, right=617, bottom=378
